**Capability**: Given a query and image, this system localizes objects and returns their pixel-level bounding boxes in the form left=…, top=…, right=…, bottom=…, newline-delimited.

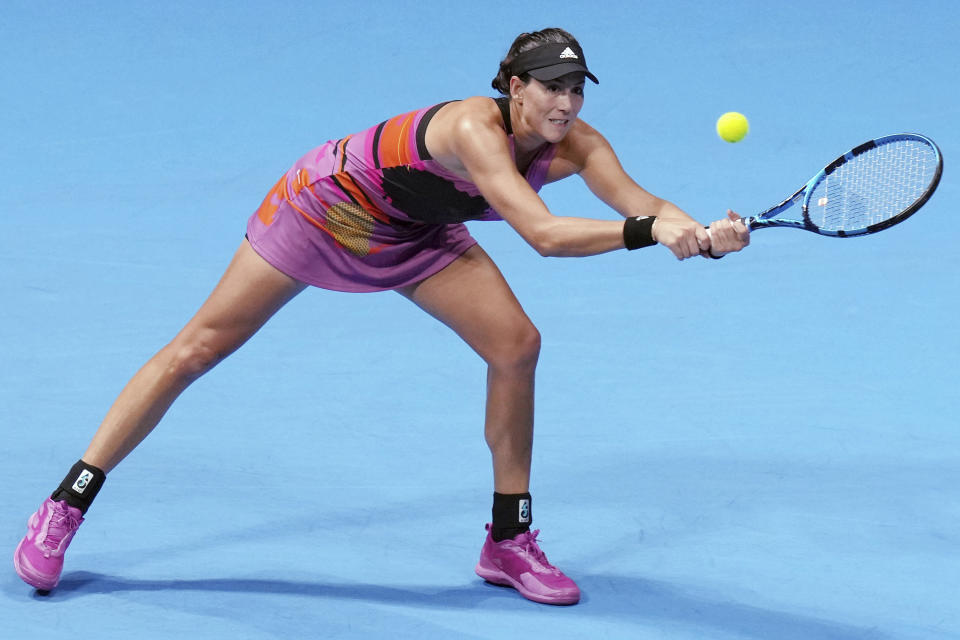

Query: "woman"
left=14, top=28, right=749, bottom=605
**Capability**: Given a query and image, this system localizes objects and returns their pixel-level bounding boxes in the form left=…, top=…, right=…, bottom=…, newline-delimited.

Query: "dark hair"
left=491, top=28, right=582, bottom=95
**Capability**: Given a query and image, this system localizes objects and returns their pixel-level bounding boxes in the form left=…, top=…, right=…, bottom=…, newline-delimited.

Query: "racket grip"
left=703, top=217, right=751, bottom=257
left=703, top=216, right=756, bottom=233
left=704, top=217, right=753, bottom=233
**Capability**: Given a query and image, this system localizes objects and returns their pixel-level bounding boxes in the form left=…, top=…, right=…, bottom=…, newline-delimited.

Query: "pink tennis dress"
left=246, top=98, right=557, bottom=292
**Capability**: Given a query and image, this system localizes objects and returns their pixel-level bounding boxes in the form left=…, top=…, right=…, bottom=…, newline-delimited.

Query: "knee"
left=162, top=332, right=231, bottom=383
left=484, top=321, right=541, bottom=373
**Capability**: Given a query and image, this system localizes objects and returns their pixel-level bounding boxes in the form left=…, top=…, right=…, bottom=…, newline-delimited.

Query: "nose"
left=556, top=91, right=572, bottom=112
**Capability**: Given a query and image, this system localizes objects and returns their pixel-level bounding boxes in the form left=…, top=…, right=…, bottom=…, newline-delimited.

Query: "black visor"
left=509, top=42, right=599, bottom=84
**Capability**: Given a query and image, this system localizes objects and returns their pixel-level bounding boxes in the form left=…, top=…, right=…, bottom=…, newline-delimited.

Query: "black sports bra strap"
left=494, top=97, right=512, bottom=135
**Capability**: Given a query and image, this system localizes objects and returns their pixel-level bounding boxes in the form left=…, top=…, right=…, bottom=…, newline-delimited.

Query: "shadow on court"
left=41, top=571, right=887, bottom=640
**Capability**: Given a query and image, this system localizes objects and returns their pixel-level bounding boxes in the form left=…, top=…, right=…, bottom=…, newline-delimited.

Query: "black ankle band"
left=52, top=460, right=106, bottom=515
left=492, top=492, right=531, bottom=541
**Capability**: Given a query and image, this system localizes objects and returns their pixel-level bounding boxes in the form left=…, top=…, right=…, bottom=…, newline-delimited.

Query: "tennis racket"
left=735, top=133, right=942, bottom=237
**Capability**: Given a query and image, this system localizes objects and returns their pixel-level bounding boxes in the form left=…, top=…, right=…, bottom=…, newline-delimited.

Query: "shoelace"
left=515, top=529, right=559, bottom=574
left=42, top=507, right=81, bottom=552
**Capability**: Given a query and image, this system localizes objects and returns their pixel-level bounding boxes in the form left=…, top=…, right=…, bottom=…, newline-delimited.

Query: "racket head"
left=748, top=133, right=943, bottom=237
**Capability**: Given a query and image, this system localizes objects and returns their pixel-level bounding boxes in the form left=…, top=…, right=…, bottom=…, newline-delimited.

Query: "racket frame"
left=741, top=133, right=943, bottom=237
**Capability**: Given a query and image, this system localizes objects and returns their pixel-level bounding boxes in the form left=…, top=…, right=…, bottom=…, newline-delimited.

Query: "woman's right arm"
left=449, top=112, right=629, bottom=257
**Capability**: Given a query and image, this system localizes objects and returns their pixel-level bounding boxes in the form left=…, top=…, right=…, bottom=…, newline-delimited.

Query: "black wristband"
left=623, top=216, right=657, bottom=250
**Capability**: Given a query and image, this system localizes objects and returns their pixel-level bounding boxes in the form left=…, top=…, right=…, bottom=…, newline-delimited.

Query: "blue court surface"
left=2, top=1, right=958, bottom=638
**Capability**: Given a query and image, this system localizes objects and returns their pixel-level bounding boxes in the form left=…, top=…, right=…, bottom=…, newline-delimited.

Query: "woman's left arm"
left=569, top=121, right=749, bottom=257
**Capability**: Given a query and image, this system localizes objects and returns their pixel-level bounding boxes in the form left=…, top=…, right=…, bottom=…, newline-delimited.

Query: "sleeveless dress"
left=246, top=98, right=557, bottom=292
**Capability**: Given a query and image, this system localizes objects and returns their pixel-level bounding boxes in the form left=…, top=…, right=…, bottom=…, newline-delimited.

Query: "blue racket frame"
left=743, top=133, right=943, bottom=237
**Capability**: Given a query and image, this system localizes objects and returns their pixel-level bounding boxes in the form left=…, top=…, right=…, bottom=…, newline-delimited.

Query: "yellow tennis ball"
left=716, top=112, right=749, bottom=143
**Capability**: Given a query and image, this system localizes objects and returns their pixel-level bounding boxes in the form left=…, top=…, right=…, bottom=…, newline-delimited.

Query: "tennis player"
left=14, top=28, right=749, bottom=605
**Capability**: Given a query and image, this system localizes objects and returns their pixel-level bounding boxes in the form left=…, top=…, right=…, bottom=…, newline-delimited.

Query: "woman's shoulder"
left=424, top=96, right=511, bottom=165
left=430, top=96, right=505, bottom=132
left=563, top=118, right=607, bottom=151
left=549, top=119, right=610, bottom=175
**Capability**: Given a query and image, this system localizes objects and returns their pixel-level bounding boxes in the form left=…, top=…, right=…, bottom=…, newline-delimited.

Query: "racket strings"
left=808, top=139, right=938, bottom=233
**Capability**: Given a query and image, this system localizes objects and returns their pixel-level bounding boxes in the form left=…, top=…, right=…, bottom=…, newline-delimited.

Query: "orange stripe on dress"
left=292, top=168, right=312, bottom=196
left=255, top=174, right=290, bottom=225
left=285, top=197, right=336, bottom=238
left=376, top=110, right=417, bottom=168
left=331, top=173, right=390, bottom=224
left=326, top=135, right=390, bottom=223
left=256, top=168, right=316, bottom=226
left=337, top=136, right=352, bottom=173
left=285, top=193, right=384, bottom=256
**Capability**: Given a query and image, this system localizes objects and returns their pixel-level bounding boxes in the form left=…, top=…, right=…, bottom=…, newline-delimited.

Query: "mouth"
left=549, top=118, right=569, bottom=127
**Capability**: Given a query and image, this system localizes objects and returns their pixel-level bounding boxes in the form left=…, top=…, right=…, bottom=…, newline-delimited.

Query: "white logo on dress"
left=559, top=47, right=578, bottom=60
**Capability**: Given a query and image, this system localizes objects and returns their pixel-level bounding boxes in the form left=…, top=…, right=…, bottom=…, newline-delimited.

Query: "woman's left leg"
left=397, top=245, right=580, bottom=605
left=397, top=245, right=540, bottom=494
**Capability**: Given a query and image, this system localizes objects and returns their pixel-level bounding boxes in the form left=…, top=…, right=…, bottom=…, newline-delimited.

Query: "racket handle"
left=704, top=217, right=751, bottom=256
left=703, top=216, right=756, bottom=233
left=704, top=217, right=753, bottom=234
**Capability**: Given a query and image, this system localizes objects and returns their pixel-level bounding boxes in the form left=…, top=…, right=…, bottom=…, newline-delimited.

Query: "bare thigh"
left=397, top=245, right=541, bottom=492
left=397, top=245, right=539, bottom=365
left=170, top=238, right=308, bottom=367
left=82, top=239, right=307, bottom=471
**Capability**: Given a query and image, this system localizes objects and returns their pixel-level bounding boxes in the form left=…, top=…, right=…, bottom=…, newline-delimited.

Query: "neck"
left=508, top=100, right=549, bottom=158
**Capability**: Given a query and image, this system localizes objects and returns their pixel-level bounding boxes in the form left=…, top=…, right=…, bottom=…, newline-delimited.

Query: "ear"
left=508, top=75, right=526, bottom=102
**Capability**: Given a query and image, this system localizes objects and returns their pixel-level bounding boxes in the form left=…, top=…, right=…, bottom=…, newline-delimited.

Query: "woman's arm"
left=570, top=121, right=749, bottom=258
left=443, top=103, right=629, bottom=257
left=431, top=99, right=743, bottom=259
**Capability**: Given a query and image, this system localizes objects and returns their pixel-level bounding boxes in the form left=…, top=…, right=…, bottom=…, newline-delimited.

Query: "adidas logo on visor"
left=559, top=47, right=578, bottom=59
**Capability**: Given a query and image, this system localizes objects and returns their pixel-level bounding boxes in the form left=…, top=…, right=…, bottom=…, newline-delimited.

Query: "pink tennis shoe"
left=475, top=523, right=580, bottom=605
left=14, top=498, right=84, bottom=591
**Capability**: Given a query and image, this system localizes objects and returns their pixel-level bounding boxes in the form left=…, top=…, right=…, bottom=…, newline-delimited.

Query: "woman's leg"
left=16, top=239, right=306, bottom=591
left=399, top=245, right=580, bottom=605
left=83, top=239, right=306, bottom=472
left=397, top=245, right=541, bottom=494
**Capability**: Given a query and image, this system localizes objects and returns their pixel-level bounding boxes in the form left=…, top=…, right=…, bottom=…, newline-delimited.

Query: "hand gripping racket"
left=736, top=133, right=942, bottom=237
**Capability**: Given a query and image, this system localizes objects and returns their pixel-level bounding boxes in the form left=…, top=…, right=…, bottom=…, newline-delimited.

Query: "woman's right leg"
left=15, top=239, right=305, bottom=591
left=83, top=238, right=307, bottom=472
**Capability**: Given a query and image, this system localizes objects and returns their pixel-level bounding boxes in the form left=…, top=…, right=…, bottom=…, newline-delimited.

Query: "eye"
left=572, top=86, right=584, bottom=96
